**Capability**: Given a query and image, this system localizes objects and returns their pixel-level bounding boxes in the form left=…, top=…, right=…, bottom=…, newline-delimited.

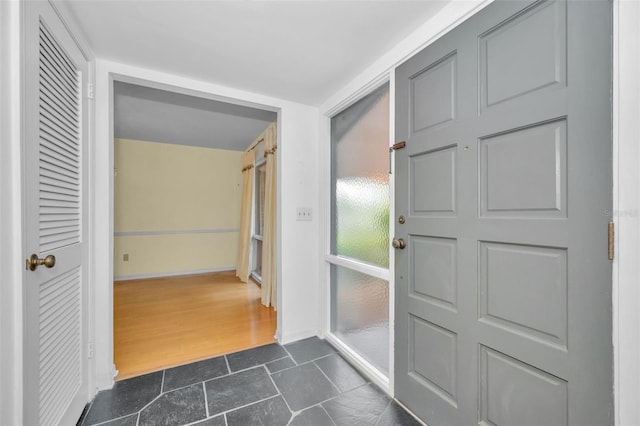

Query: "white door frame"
left=612, top=1, right=640, bottom=424
left=90, top=59, right=285, bottom=392
left=0, top=1, right=25, bottom=424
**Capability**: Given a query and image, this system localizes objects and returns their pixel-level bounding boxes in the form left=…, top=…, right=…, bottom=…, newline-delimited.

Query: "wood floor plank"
left=114, top=271, right=276, bottom=380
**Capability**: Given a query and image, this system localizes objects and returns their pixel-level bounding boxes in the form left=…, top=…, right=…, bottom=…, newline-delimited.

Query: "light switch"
left=296, top=208, right=312, bottom=221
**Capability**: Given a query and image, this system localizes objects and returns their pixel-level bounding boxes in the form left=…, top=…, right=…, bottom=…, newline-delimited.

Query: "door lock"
left=392, top=238, right=406, bottom=250
left=26, top=254, right=56, bottom=271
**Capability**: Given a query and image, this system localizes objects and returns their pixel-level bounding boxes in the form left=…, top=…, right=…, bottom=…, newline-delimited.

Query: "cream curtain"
left=261, top=122, right=277, bottom=309
left=236, top=149, right=255, bottom=282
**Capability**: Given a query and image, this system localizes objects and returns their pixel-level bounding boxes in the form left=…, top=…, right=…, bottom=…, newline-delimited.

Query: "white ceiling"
left=61, top=0, right=450, bottom=105
left=114, top=82, right=277, bottom=150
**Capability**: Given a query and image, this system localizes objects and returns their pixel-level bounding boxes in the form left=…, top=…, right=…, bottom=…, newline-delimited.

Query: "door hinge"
left=87, top=83, right=94, bottom=100
left=392, top=141, right=406, bottom=151
left=608, top=221, right=614, bottom=260
left=88, top=342, right=94, bottom=359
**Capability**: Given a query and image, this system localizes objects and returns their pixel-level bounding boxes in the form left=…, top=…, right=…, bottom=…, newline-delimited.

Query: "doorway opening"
left=111, top=80, right=279, bottom=379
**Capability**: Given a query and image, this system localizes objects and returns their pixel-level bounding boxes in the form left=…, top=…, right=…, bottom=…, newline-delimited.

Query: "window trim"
left=250, top=152, right=267, bottom=282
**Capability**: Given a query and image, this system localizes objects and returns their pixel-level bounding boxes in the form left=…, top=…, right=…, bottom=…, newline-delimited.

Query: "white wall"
left=92, top=59, right=320, bottom=391
left=319, top=0, right=492, bottom=113
left=0, top=1, right=24, bottom=424
left=113, top=139, right=243, bottom=279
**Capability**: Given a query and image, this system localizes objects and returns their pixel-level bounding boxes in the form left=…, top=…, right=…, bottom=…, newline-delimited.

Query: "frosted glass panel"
left=331, top=265, right=389, bottom=374
left=331, top=84, right=390, bottom=267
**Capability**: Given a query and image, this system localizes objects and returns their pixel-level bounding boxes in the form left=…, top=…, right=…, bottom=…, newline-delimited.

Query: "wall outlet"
left=123, top=253, right=129, bottom=261
left=296, top=207, right=312, bottom=221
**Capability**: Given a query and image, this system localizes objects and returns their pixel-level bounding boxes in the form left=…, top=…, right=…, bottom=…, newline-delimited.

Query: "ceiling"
left=61, top=0, right=451, bottom=106
left=114, top=82, right=276, bottom=150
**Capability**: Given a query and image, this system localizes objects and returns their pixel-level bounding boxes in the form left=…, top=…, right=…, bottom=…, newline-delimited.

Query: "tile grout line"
left=320, top=405, right=339, bottom=426
left=318, top=381, right=374, bottom=407
left=312, top=358, right=343, bottom=394
left=273, top=369, right=364, bottom=422
left=162, top=376, right=219, bottom=395
left=265, top=364, right=294, bottom=415
left=223, top=355, right=231, bottom=375
left=264, top=355, right=295, bottom=372
left=202, top=381, right=210, bottom=418
left=212, top=393, right=284, bottom=420
left=373, top=399, right=393, bottom=426
left=285, top=402, right=338, bottom=426
left=266, top=354, right=292, bottom=364
left=84, top=340, right=404, bottom=426
left=280, top=345, right=297, bottom=364
left=87, top=413, right=136, bottom=426
left=317, top=382, right=385, bottom=426
left=136, top=386, right=166, bottom=416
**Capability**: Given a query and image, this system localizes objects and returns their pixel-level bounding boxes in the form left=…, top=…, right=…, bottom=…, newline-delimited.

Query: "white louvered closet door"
left=24, top=2, right=89, bottom=425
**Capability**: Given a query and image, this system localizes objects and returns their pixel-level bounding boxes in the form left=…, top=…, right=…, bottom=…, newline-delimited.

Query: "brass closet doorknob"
left=26, top=254, right=56, bottom=271
left=392, top=238, right=406, bottom=249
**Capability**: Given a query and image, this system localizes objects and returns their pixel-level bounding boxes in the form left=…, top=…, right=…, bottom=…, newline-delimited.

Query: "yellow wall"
left=114, top=138, right=243, bottom=278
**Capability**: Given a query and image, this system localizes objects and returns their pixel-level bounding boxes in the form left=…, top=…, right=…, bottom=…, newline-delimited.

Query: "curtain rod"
left=245, top=121, right=276, bottom=153
left=245, top=137, right=264, bottom=153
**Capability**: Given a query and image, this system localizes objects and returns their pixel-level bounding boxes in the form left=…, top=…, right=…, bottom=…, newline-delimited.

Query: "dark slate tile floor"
left=78, top=337, right=422, bottom=426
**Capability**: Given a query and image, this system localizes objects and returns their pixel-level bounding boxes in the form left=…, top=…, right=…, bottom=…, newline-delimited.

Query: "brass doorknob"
left=392, top=238, right=406, bottom=249
left=26, top=254, right=56, bottom=271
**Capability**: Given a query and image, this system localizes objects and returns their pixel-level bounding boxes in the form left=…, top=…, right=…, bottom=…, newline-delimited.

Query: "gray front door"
left=394, top=1, right=613, bottom=425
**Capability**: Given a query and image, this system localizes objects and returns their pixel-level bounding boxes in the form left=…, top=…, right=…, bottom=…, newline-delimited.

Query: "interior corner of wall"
left=279, top=329, right=317, bottom=345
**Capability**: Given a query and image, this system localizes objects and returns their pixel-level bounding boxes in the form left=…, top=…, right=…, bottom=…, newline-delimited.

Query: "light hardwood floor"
left=114, top=271, right=276, bottom=380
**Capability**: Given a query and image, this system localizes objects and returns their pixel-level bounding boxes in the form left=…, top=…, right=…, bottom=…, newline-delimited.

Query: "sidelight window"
left=328, top=83, right=390, bottom=376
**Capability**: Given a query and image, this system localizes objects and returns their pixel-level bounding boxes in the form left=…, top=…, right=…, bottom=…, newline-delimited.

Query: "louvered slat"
left=41, top=169, right=78, bottom=188
left=38, top=34, right=81, bottom=250
left=38, top=67, right=77, bottom=116
left=40, top=191, right=79, bottom=203
left=40, top=219, right=79, bottom=229
left=40, top=182, right=79, bottom=198
left=39, top=27, right=76, bottom=80
left=38, top=58, right=77, bottom=105
left=41, top=173, right=79, bottom=190
left=40, top=90, right=78, bottom=131
left=40, top=206, right=79, bottom=215
left=40, top=157, right=78, bottom=179
left=38, top=267, right=81, bottom=426
left=38, top=21, right=81, bottom=253
left=40, top=126, right=78, bottom=155
left=40, top=213, right=79, bottom=222
left=40, top=145, right=77, bottom=170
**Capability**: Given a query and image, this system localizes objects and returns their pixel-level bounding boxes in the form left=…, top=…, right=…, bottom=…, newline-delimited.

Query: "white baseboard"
left=279, top=329, right=317, bottom=345
left=114, top=267, right=236, bottom=281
